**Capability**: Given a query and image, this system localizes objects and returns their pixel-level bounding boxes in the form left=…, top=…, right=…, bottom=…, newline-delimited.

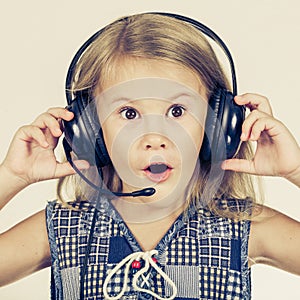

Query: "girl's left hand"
left=221, top=93, right=300, bottom=186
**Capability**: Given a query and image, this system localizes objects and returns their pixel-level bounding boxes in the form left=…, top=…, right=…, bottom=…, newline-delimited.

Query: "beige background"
left=0, top=0, right=299, bottom=299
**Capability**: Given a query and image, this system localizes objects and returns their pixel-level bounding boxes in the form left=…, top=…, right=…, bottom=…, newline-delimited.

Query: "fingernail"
left=55, top=128, right=62, bottom=134
left=221, top=161, right=226, bottom=169
left=64, top=109, right=73, bottom=116
left=240, top=132, right=247, bottom=140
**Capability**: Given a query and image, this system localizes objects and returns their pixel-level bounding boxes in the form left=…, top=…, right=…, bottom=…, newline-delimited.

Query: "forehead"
left=98, top=57, right=205, bottom=97
left=95, top=77, right=208, bottom=129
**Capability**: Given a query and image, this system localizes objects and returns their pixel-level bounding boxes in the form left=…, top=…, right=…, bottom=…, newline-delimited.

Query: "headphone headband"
left=63, top=12, right=244, bottom=165
left=154, top=13, right=237, bottom=94
left=65, top=12, right=237, bottom=105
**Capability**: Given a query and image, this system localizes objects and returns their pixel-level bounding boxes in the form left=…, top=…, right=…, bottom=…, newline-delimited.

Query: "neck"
left=112, top=191, right=188, bottom=223
left=125, top=202, right=186, bottom=251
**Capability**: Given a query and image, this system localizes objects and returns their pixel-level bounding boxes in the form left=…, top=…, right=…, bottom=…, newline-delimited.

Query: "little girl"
left=0, top=13, right=299, bottom=300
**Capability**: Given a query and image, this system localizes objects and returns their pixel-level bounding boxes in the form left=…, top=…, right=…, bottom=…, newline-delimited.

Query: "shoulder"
left=0, top=209, right=51, bottom=285
left=249, top=204, right=293, bottom=249
left=46, top=199, right=96, bottom=227
left=197, top=197, right=254, bottom=221
left=46, top=199, right=93, bottom=211
left=46, top=199, right=97, bottom=220
left=249, top=205, right=300, bottom=274
left=46, top=199, right=120, bottom=240
left=215, top=197, right=253, bottom=215
left=192, top=198, right=252, bottom=241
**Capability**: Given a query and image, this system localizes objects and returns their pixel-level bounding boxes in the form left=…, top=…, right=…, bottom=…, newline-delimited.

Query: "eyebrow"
left=110, top=97, right=131, bottom=105
left=109, top=92, right=199, bottom=104
left=169, top=92, right=199, bottom=102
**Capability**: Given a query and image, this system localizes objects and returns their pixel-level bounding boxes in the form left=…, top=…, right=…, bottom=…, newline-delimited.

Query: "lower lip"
left=144, top=168, right=172, bottom=183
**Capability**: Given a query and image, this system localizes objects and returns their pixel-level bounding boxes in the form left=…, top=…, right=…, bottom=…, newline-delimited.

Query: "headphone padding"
left=200, top=89, right=244, bottom=162
left=63, top=93, right=111, bottom=167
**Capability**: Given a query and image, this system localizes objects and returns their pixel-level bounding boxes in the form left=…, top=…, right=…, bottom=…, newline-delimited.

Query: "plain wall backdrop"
left=0, top=0, right=299, bottom=299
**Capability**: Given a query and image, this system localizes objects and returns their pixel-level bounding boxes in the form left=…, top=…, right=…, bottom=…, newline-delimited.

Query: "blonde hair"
left=58, top=13, right=263, bottom=219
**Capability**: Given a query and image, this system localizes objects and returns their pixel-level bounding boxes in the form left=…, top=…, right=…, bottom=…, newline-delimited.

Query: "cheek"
left=195, top=126, right=205, bottom=151
left=182, top=119, right=204, bottom=154
left=103, top=119, right=204, bottom=164
left=101, top=121, right=119, bottom=158
left=102, top=114, right=202, bottom=183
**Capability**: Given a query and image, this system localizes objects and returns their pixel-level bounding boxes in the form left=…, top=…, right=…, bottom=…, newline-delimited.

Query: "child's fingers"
left=221, top=158, right=255, bottom=174
left=248, top=117, right=277, bottom=142
left=240, top=110, right=271, bottom=141
left=54, top=160, right=90, bottom=178
left=234, top=93, right=273, bottom=116
left=31, top=108, right=73, bottom=137
left=31, top=113, right=63, bottom=137
left=18, top=125, right=50, bottom=148
left=46, top=107, right=74, bottom=121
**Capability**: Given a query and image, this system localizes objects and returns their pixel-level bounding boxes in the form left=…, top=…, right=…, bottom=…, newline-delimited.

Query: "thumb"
left=221, top=158, right=255, bottom=174
left=54, top=160, right=90, bottom=178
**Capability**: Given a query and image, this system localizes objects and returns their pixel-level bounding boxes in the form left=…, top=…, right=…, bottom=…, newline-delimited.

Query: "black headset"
left=62, top=12, right=245, bottom=166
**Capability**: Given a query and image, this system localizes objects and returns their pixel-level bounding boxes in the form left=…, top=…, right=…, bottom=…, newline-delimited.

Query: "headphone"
left=62, top=12, right=245, bottom=166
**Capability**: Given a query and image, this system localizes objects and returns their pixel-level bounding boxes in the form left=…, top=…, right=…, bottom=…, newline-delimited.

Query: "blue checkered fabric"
left=46, top=197, right=251, bottom=299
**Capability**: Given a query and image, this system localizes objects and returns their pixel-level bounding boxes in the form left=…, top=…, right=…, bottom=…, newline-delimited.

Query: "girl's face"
left=96, top=58, right=207, bottom=209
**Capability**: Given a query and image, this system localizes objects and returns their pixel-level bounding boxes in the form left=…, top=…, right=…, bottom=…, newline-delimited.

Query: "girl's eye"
left=167, top=105, right=185, bottom=118
left=120, top=107, right=139, bottom=120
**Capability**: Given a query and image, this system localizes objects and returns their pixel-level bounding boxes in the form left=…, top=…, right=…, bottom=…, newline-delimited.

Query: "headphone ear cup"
left=62, top=92, right=111, bottom=167
left=200, top=89, right=245, bottom=162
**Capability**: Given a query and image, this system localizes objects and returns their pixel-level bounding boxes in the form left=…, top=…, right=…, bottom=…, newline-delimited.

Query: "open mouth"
left=143, top=163, right=172, bottom=182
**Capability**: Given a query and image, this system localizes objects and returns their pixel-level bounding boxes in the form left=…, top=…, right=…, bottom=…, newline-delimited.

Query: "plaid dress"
left=46, top=197, right=251, bottom=300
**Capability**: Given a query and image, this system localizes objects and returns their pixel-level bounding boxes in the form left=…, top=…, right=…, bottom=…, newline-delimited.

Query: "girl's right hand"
left=1, top=107, right=89, bottom=186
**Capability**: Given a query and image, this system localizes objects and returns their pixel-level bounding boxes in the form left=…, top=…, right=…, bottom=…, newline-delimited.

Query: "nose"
left=142, top=134, right=167, bottom=150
